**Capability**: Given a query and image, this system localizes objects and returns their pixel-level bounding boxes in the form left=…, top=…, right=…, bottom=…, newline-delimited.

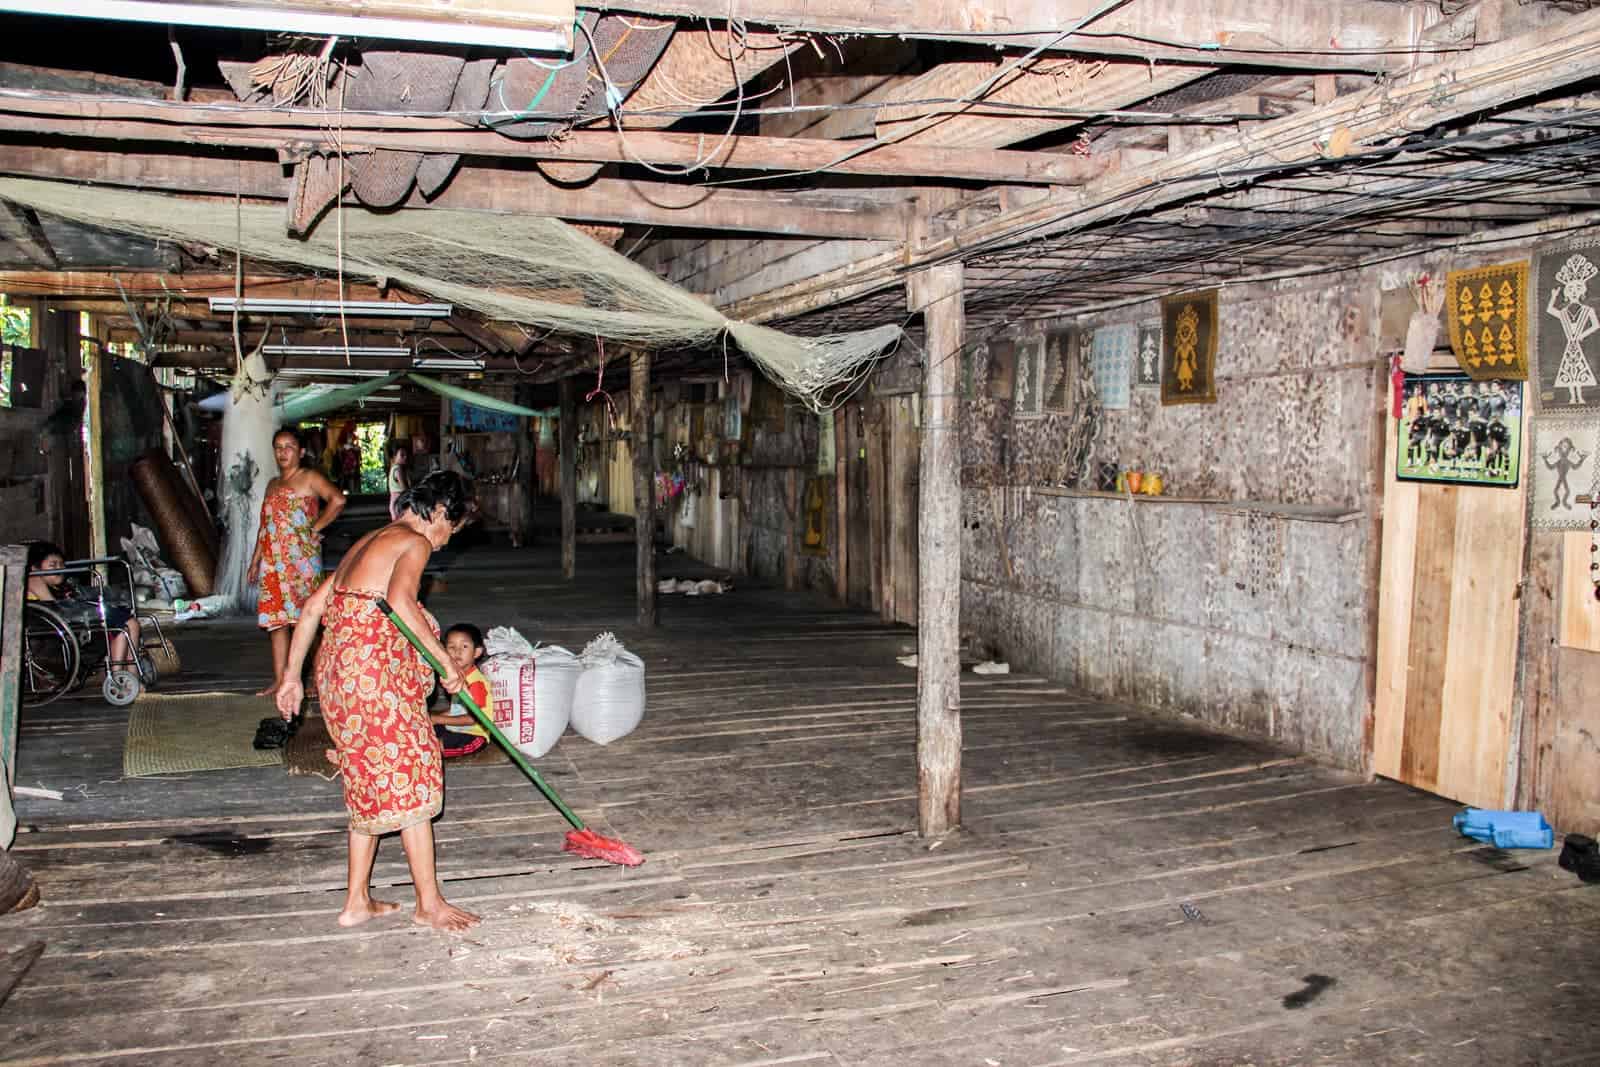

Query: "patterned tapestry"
left=1135, top=320, right=1161, bottom=388
left=1445, top=260, right=1529, bottom=381
left=1533, top=416, right=1600, bottom=529
left=1012, top=335, right=1044, bottom=419
left=1533, top=237, right=1600, bottom=412
left=1042, top=326, right=1078, bottom=413
left=1089, top=323, right=1135, bottom=410
left=1160, top=288, right=1218, bottom=405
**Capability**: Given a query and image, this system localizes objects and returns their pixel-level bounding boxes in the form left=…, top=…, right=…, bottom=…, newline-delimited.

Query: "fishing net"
left=0, top=178, right=902, bottom=412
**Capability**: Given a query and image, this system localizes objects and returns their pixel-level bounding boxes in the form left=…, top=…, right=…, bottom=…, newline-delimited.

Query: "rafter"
left=0, top=200, right=56, bottom=267
left=0, top=103, right=1117, bottom=186
left=603, top=0, right=1430, bottom=71
left=0, top=144, right=910, bottom=239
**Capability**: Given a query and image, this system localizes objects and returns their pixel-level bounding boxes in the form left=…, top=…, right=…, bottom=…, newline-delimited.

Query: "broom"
left=377, top=598, right=644, bottom=867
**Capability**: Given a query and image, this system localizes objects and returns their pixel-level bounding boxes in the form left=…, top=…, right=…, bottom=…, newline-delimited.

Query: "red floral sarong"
left=315, top=589, right=443, bottom=835
left=256, top=486, right=321, bottom=632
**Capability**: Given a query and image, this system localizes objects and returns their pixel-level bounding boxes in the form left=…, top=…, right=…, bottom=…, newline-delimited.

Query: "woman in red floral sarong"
left=276, top=471, right=479, bottom=933
left=250, top=428, right=345, bottom=698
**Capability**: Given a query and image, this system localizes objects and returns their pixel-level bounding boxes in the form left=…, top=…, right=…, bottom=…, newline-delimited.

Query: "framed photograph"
left=1012, top=334, right=1045, bottom=419
left=1396, top=372, right=1522, bottom=488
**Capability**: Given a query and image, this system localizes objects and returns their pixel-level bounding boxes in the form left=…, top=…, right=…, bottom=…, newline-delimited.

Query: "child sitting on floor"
left=431, top=623, right=492, bottom=758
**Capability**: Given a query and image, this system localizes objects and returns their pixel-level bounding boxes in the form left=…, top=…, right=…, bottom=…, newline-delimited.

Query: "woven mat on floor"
left=123, top=692, right=285, bottom=777
left=285, top=712, right=508, bottom=778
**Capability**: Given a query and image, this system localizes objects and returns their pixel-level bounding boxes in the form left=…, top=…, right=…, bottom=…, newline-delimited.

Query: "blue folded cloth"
left=1453, top=809, right=1554, bottom=850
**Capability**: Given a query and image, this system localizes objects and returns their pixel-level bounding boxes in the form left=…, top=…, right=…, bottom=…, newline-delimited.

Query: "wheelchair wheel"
left=21, top=603, right=79, bottom=707
left=102, top=669, right=142, bottom=707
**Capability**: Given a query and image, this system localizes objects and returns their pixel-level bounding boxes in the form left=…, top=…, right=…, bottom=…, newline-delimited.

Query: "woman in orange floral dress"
left=250, top=429, right=346, bottom=697
left=275, top=472, right=479, bottom=933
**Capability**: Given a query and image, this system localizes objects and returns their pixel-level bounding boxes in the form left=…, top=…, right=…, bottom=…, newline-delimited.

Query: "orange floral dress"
left=255, top=485, right=321, bottom=632
left=315, top=589, right=443, bottom=835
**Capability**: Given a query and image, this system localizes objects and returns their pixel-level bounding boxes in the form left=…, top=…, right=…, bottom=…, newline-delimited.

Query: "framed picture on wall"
left=1042, top=327, right=1078, bottom=414
left=1013, top=335, right=1045, bottom=419
left=1396, top=371, right=1522, bottom=488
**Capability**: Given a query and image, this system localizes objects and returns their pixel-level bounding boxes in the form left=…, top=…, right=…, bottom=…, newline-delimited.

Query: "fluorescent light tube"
left=264, top=345, right=413, bottom=358
left=275, top=367, right=391, bottom=379
left=3, top=1, right=574, bottom=53
left=413, top=358, right=486, bottom=371
left=211, top=299, right=452, bottom=318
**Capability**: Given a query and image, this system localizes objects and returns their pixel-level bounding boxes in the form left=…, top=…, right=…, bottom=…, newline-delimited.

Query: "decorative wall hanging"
left=1396, top=371, right=1521, bottom=488
left=1445, top=260, right=1530, bottom=381
left=817, top=409, right=836, bottom=474
left=1533, top=239, right=1600, bottom=411
left=1089, top=323, right=1135, bottom=410
left=1012, top=335, right=1045, bottom=419
left=1160, top=289, right=1218, bottom=405
left=800, top=476, right=829, bottom=555
left=1532, top=415, right=1600, bottom=528
left=1042, top=327, right=1078, bottom=414
left=1135, top=320, right=1162, bottom=388
left=987, top=337, right=1016, bottom=400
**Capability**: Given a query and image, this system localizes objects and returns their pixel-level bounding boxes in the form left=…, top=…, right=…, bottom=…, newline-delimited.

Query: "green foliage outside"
left=356, top=421, right=389, bottom=494
left=0, top=301, right=30, bottom=408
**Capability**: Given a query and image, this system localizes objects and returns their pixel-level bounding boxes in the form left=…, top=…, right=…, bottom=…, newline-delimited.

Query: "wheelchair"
left=21, top=555, right=178, bottom=708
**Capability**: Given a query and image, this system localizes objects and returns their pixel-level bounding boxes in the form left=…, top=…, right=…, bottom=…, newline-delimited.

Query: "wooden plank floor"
left=2, top=541, right=1598, bottom=1065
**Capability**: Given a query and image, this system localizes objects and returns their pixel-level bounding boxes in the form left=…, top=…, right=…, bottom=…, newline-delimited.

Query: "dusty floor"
left=1, top=533, right=1597, bottom=1065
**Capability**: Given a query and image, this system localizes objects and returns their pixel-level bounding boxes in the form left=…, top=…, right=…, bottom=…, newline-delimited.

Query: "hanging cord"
left=580, top=17, right=748, bottom=177
left=585, top=336, right=621, bottom=430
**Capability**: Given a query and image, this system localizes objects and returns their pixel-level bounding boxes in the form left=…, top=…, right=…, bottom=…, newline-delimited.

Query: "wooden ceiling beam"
left=602, top=0, right=1430, bottom=72
left=0, top=143, right=909, bottom=239
left=0, top=97, right=1112, bottom=186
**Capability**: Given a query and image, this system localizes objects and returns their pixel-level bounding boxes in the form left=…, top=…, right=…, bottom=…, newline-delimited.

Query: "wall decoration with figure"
left=1160, top=288, right=1218, bottom=405
left=1534, top=238, right=1600, bottom=412
left=1532, top=416, right=1600, bottom=529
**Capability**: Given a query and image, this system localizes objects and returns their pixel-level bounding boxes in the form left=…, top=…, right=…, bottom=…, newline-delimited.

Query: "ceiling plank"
left=875, top=59, right=1216, bottom=149
left=601, top=0, right=1428, bottom=71
left=0, top=144, right=909, bottom=239
left=0, top=107, right=1116, bottom=186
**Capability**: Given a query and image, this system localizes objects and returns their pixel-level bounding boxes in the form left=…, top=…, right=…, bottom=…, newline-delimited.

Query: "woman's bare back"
left=332, top=524, right=428, bottom=595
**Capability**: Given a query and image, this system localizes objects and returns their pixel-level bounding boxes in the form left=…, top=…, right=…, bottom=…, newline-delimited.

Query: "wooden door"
left=1373, top=410, right=1528, bottom=808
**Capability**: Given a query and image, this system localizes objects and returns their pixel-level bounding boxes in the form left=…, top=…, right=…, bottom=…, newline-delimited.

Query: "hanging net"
left=0, top=178, right=902, bottom=412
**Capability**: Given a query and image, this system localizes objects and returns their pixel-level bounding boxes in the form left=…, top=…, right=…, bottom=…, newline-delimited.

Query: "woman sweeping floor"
left=251, top=428, right=346, bottom=697
left=275, top=471, right=479, bottom=932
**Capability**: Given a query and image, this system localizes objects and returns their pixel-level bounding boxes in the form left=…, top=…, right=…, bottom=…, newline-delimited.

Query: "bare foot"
left=337, top=898, right=401, bottom=927
left=414, top=900, right=480, bottom=933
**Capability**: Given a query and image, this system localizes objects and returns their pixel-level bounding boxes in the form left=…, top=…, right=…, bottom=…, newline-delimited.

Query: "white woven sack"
left=572, top=633, right=646, bottom=745
left=481, top=646, right=580, bottom=758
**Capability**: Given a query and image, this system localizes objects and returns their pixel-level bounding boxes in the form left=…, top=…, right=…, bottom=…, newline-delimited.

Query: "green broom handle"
left=377, top=598, right=587, bottom=833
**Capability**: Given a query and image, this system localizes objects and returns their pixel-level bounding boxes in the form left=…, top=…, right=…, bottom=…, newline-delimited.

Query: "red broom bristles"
left=564, top=828, right=645, bottom=867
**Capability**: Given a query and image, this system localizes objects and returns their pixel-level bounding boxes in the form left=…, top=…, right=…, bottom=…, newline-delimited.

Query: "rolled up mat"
left=130, top=451, right=216, bottom=597
left=134, top=447, right=216, bottom=556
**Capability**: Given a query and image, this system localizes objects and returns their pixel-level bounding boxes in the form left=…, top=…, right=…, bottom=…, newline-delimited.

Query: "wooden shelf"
left=1008, top=485, right=1364, bottom=524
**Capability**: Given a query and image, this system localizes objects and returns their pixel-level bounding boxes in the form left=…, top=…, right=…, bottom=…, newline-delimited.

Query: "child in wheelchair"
left=26, top=540, right=149, bottom=682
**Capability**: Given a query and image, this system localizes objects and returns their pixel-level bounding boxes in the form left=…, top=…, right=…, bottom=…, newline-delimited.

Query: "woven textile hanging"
left=1446, top=260, right=1530, bottom=381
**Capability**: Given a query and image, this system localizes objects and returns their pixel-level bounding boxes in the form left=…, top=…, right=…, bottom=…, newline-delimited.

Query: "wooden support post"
left=912, top=261, right=964, bottom=837
left=512, top=414, right=532, bottom=548
left=559, top=376, right=577, bottom=580
left=834, top=410, right=849, bottom=604
left=82, top=322, right=106, bottom=561
left=784, top=467, right=800, bottom=592
left=631, top=350, right=657, bottom=628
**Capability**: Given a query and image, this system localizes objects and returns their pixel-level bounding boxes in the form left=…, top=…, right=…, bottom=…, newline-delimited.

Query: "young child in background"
left=432, top=623, right=492, bottom=758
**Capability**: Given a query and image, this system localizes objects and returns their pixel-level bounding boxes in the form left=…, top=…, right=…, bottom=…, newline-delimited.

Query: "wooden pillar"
left=559, top=376, right=577, bottom=580
left=81, top=322, right=106, bottom=561
left=834, top=410, right=849, bottom=604
left=784, top=467, right=800, bottom=592
left=912, top=262, right=964, bottom=837
left=512, top=414, right=532, bottom=548
left=631, top=350, right=656, bottom=628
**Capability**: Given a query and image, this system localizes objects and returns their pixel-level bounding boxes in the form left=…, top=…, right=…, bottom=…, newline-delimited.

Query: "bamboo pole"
left=559, top=376, right=577, bottom=581
left=914, top=262, right=964, bottom=837
left=631, top=350, right=656, bottom=628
